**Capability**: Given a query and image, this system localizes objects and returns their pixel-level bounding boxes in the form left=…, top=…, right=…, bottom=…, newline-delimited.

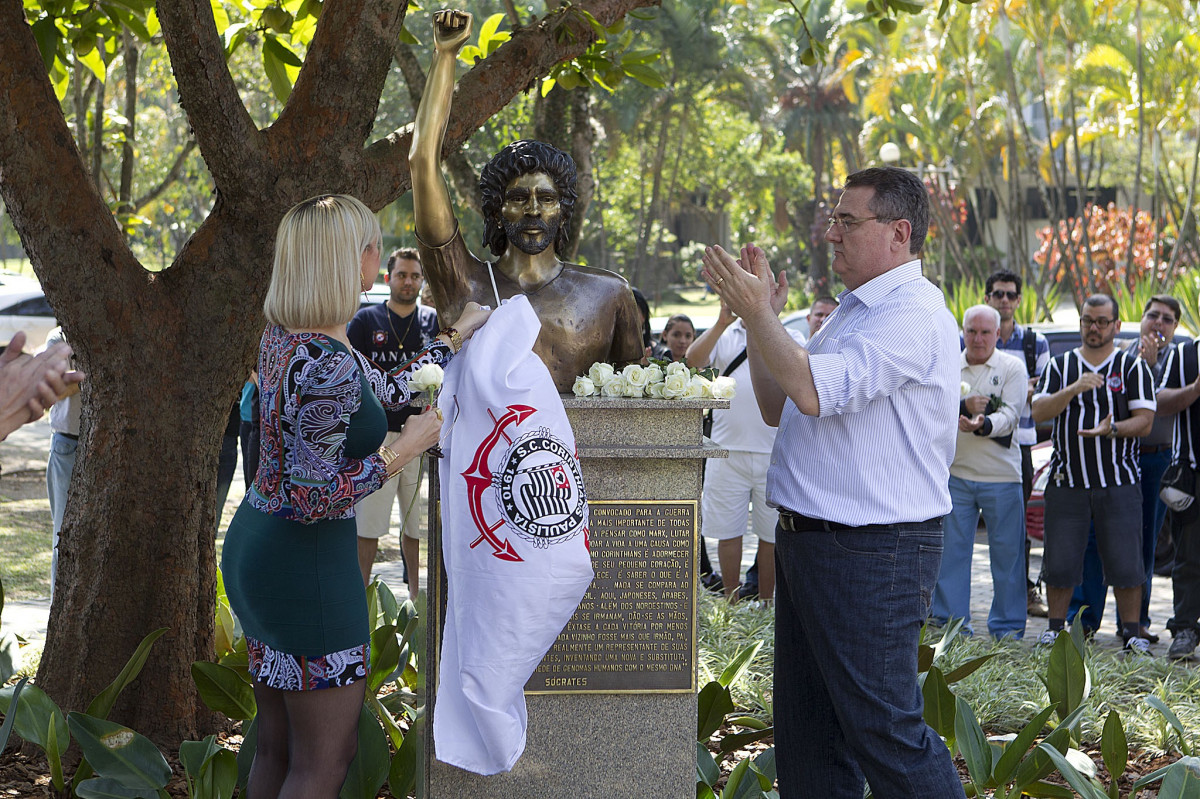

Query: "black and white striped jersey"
left=1160, top=339, right=1200, bottom=469
left=1034, top=348, right=1157, bottom=488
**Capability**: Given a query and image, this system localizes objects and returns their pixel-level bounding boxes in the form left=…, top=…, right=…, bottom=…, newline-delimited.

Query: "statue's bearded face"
left=499, top=171, right=562, bottom=255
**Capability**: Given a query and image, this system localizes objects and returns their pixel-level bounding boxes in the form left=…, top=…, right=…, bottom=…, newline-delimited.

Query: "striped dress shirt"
left=1159, top=339, right=1200, bottom=469
left=765, top=260, right=960, bottom=526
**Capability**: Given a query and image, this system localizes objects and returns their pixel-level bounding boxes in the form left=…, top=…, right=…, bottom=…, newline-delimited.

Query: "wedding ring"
left=434, top=407, right=444, bottom=421
left=716, top=277, right=725, bottom=286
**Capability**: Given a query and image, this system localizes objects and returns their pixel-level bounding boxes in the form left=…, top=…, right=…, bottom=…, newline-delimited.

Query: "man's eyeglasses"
left=825, top=215, right=892, bottom=232
left=1080, top=317, right=1115, bottom=329
left=1144, top=311, right=1177, bottom=324
left=989, top=290, right=1020, bottom=301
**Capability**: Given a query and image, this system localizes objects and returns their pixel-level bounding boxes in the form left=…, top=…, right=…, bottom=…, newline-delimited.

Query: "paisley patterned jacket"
left=247, top=324, right=452, bottom=523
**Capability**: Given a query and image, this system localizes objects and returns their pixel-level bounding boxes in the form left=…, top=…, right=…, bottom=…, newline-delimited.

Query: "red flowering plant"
left=1032, top=203, right=1195, bottom=308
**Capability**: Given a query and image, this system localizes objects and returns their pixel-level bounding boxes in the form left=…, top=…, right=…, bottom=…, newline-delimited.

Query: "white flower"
left=601, top=376, right=628, bottom=397
left=665, top=361, right=691, bottom=378
left=589, top=362, right=616, bottom=387
left=685, top=375, right=710, bottom=399
left=408, top=363, right=445, bottom=394
left=662, top=372, right=690, bottom=399
left=643, top=363, right=664, bottom=385
left=646, top=381, right=666, bottom=399
left=711, top=376, right=737, bottom=399
left=622, top=364, right=649, bottom=391
left=622, top=379, right=645, bottom=398
left=573, top=376, right=597, bottom=397
left=960, top=381, right=972, bottom=397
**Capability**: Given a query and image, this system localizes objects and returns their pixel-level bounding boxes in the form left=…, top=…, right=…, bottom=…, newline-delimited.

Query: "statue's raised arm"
left=409, top=9, right=471, bottom=249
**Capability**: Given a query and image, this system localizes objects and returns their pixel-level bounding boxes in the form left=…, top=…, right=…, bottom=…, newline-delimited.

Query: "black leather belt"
left=57, top=432, right=79, bottom=441
left=1141, top=444, right=1172, bottom=455
left=777, top=509, right=942, bottom=533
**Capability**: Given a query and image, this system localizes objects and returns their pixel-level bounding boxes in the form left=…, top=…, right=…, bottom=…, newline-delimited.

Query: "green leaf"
left=263, top=32, right=304, bottom=67
left=723, top=755, right=765, bottom=799
left=47, top=712, right=64, bottom=790
left=0, top=633, right=19, bottom=685
left=263, top=44, right=293, bottom=102
left=1131, top=762, right=1174, bottom=792
left=1147, top=695, right=1193, bottom=755
left=86, top=628, right=168, bottom=720
left=76, top=46, right=106, bottom=83
left=74, top=777, right=149, bottom=799
left=718, top=726, right=775, bottom=754
left=1013, top=724, right=1072, bottom=792
left=943, top=653, right=998, bottom=684
left=67, top=713, right=171, bottom=791
left=954, top=696, right=992, bottom=789
left=1101, top=710, right=1127, bottom=786
left=1045, top=630, right=1089, bottom=722
left=696, top=784, right=717, bottom=799
left=0, top=681, right=68, bottom=750
left=388, top=716, right=421, bottom=799
left=921, top=666, right=956, bottom=738
left=196, top=748, right=238, bottom=799
left=339, top=705, right=390, bottom=799
left=369, top=623, right=401, bottom=693
left=1020, top=781, right=1077, bottom=797
left=179, top=735, right=222, bottom=776
left=992, top=704, right=1057, bottom=787
left=1158, top=756, right=1200, bottom=798
left=209, top=0, right=230, bottom=34
left=719, top=641, right=763, bottom=688
left=0, top=677, right=27, bottom=753
left=236, top=717, right=257, bottom=790
left=30, top=17, right=63, bottom=72
left=1034, top=742, right=1109, bottom=799
left=697, top=682, right=734, bottom=742
left=750, top=747, right=777, bottom=790
left=890, top=0, right=925, bottom=11
left=696, top=741, right=719, bottom=786
left=192, top=661, right=257, bottom=720
left=622, top=62, right=665, bottom=89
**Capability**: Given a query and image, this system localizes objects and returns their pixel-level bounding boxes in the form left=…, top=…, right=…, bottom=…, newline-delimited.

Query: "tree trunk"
left=0, top=0, right=657, bottom=744
left=118, top=30, right=138, bottom=216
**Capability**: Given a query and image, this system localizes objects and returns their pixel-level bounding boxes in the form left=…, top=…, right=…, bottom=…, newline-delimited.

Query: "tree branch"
left=0, top=0, right=139, bottom=321
left=134, top=139, right=199, bottom=211
left=268, top=0, right=408, bottom=159
left=157, top=0, right=264, bottom=204
left=359, top=0, right=660, bottom=209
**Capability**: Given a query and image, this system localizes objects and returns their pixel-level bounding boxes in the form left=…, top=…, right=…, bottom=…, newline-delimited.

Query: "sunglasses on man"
left=989, top=290, right=1020, bottom=301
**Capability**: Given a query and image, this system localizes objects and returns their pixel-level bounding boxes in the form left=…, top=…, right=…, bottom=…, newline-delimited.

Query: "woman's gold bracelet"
left=440, top=326, right=463, bottom=353
left=378, top=446, right=400, bottom=468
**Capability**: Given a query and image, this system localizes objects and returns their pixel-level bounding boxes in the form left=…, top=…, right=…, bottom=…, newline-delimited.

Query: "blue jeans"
left=1070, top=449, right=1169, bottom=630
left=931, top=477, right=1026, bottom=639
left=774, top=520, right=965, bottom=798
left=45, top=432, right=78, bottom=602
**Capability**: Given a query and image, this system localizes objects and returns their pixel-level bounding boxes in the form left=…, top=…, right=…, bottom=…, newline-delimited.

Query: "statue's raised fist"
left=433, top=9, right=472, bottom=52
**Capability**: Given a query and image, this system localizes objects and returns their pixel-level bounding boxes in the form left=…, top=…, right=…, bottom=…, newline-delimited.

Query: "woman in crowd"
left=654, top=313, right=696, bottom=362
left=222, top=194, right=489, bottom=798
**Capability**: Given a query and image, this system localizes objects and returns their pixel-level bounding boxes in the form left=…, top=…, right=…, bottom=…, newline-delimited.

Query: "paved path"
left=0, top=421, right=1177, bottom=656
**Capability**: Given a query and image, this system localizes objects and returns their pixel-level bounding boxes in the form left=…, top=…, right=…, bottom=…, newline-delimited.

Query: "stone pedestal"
left=423, top=396, right=726, bottom=799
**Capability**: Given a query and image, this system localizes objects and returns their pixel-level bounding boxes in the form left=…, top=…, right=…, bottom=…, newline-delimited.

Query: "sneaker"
left=1123, top=635, right=1153, bottom=656
left=1028, top=587, right=1049, bottom=618
left=1037, top=629, right=1060, bottom=646
left=1168, top=628, right=1200, bottom=660
left=701, top=572, right=724, bottom=593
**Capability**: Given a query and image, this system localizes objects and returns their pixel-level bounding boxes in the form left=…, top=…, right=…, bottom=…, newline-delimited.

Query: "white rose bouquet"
left=573, top=357, right=735, bottom=400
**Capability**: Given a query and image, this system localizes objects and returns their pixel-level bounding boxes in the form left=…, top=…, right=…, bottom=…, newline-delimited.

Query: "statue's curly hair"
left=479, top=140, right=577, bottom=257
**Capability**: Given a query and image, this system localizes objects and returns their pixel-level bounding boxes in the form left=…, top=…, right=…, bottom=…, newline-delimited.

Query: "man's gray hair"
left=962, top=304, right=1001, bottom=329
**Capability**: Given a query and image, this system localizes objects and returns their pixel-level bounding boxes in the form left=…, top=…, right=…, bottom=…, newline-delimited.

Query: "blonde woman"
left=222, top=194, right=488, bottom=797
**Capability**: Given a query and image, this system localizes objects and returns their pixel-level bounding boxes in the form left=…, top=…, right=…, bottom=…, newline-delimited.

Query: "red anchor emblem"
left=462, top=404, right=537, bottom=561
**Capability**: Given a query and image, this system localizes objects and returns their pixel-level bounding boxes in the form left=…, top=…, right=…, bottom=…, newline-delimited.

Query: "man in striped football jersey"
left=1032, top=294, right=1157, bottom=653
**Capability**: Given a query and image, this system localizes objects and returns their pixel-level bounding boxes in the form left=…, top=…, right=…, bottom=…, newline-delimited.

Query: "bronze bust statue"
left=409, top=9, right=644, bottom=392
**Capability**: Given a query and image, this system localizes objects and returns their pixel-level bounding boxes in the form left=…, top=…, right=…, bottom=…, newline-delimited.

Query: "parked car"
left=1025, top=440, right=1054, bottom=541
left=0, top=279, right=57, bottom=351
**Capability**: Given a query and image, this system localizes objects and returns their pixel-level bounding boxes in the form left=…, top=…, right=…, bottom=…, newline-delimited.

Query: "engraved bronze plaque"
left=526, top=500, right=697, bottom=693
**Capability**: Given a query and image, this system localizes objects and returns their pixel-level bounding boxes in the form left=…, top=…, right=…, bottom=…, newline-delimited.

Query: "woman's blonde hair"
left=264, top=194, right=382, bottom=329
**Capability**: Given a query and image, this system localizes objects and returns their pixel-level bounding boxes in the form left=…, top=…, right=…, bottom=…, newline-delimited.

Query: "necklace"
left=387, top=304, right=418, bottom=353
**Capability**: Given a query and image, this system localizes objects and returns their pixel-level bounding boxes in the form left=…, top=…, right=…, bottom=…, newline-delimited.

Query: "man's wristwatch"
left=1108, top=421, right=1119, bottom=439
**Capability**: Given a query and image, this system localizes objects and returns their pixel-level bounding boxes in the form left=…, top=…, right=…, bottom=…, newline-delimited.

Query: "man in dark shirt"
left=348, top=247, right=439, bottom=595
left=1031, top=294, right=1157, bottom=652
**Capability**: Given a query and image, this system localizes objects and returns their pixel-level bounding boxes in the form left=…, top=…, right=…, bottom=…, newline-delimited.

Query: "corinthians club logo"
left=493, top=429, right=587, bottom=547
left=463, top=404, right=588, bottom=561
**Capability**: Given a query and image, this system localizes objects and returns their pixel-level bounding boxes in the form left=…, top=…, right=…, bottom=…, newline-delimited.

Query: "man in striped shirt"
left=1155, top=333, right=1200, bottom=658
left=1031, top=294, right=1157, bottom=653
left=701, top=167, right=963, bottom=798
